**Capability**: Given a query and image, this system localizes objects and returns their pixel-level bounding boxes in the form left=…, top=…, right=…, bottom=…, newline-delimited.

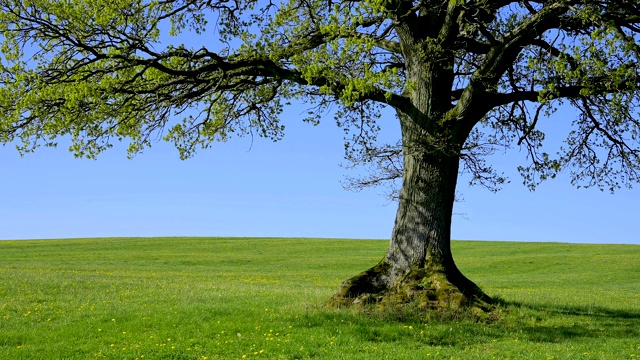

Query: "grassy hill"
left=1, top=237, right=639, bottom=359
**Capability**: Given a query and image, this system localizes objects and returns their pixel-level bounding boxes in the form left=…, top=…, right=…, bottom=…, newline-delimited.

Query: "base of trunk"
left=328, top=261, right=494, bottom=316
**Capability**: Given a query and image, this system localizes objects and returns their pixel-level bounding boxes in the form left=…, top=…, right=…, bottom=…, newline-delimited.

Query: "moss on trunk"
left=329, top=261, right=493, bottom=316
left=329, top=109, right=495, bottom=317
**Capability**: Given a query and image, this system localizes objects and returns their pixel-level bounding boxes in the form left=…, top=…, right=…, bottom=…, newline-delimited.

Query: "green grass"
left=1, top=237, right=639, bottom=359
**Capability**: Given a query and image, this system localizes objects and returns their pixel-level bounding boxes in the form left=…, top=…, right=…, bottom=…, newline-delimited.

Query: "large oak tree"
left=2, top=0, right=640, bottom=310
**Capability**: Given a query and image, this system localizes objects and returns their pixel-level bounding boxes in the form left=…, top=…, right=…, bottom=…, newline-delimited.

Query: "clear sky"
left=1, top=10, right=639, bottom=244
left=2, top=99, right=639, bottom=244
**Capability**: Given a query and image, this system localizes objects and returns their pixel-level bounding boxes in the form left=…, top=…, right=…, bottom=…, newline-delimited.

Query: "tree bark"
left=330, top=111, right=492, bottom=312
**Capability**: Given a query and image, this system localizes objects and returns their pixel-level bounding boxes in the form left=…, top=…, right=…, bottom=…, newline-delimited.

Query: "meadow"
left=0, top=237, right=639, bottom=359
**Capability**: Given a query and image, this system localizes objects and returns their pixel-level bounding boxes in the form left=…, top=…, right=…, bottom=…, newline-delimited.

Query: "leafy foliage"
left=2, top=0, right=640, bottom=192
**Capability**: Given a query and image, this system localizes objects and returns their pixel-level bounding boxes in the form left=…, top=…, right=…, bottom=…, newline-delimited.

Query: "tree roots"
left=329, top=262, right=494, bottom=317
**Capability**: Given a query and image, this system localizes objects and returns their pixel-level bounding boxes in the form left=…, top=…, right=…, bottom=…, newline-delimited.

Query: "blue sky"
left=1, top=8, right=639, bottom=244
left=2, top=100, right=639, bottom=244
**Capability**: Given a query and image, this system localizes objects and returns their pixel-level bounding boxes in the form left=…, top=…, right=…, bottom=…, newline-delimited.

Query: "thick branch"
left=490, top=75, right=639, bottom=107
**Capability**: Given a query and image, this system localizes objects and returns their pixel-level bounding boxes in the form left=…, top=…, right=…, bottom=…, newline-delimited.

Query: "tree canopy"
left=2, top=1, right=640, bottom=192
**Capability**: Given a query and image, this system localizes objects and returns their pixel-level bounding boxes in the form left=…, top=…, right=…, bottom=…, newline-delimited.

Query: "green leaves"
left=0, top=0, right=408, bottom=160
left=3, top=0, right=640, bottom=195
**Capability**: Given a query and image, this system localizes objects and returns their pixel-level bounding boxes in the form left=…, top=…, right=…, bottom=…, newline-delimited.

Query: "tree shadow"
left=492, top=297, right=640, bottom=343
left=301, top=297, right=640, bottom=348
left=495, top=297, right=640, bottom=319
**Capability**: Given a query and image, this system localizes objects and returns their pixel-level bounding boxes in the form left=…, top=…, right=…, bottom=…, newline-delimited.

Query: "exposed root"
left=328, top=261, right=391, bottom=307
left=329, top=263, right=494, bottom=318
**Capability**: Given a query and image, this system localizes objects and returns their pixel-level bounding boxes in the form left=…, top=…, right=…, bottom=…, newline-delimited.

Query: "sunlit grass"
left=1, top=237, right=639, bottom=359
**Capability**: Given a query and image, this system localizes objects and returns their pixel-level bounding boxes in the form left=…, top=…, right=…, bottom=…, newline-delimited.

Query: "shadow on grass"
left=297, top=298, right=640, bottom=348
left=492, top=297, right=640, bottom=343
left=494, top=297, right=640, bottom=319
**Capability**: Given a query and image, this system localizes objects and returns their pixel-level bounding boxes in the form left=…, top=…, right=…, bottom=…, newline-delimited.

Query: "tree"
left=2, top=0, right=640, bottom=312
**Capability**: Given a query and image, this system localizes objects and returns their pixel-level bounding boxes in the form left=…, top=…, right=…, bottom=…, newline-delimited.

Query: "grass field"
left=1, top=237, right=639, bottom=359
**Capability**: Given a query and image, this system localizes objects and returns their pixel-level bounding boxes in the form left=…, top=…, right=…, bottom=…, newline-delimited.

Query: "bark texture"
left=330, top=111, right=493, bottom=313
left=329, top=14, right=494, bottom=313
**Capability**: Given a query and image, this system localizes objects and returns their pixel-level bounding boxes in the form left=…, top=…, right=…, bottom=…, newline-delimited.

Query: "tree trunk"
left=330, top=112, right=492, bottom=312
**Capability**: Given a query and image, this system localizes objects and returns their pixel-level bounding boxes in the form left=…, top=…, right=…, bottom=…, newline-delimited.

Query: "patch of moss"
left=330, top=264, right=495, bottom=319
